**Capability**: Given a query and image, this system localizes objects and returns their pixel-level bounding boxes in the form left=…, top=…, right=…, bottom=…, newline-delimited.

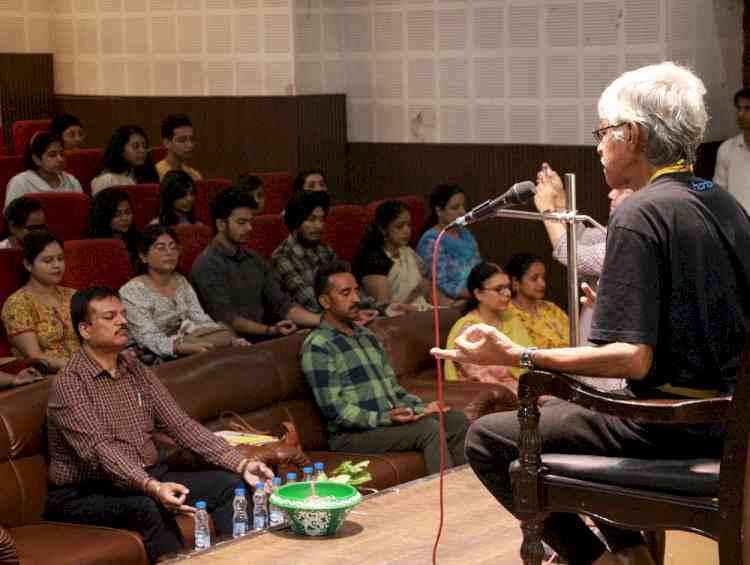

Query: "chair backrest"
left=114, top=183, right=160, bottom=231
left=173, top=223, right=213, bottom=276
left=149, top=146, right=168, bottom=164
left=248, top=172, right=293, bottom=215
left=0, top=156, right=24, bottom=215
left=11, top=119, right=51, bottom=156
left=0, top=249, right=25, bottom=357
left=195, top=178, right=232, bottom=226
left=366, top=194, right=426, bottom=247
left=60, top=239, right=134, bottom=290
left=64, top=148, right=104, bottom=195
left=246, top=214, right=288, bottom=258
left=0, top=127, right=7, bottom=157
left=324, top=204, right=368, bottom=262
left=27, top=192, right=90, bottom=241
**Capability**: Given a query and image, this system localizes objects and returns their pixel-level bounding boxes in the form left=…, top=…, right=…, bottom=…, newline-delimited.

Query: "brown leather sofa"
left=0, top=308, right=515, bottom=564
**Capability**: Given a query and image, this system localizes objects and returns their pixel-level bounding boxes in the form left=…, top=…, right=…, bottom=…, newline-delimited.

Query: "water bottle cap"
left=255, top=482, right=264, bottom=490
left=303, top=466, right=313, bottom=474
left=286, top=472, right=297, bottom=480
left=272, top=477, right=282, bottom=485
left=195, top=501, right=206, bottom=509
left=314, top=462, right=324, bottom=470
left=234, top=487, right=245, bottom=496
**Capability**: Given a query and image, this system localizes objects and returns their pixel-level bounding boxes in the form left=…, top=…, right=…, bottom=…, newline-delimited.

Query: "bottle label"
left=233, top=522, right=248, bottom=538
left=253, top=516, right=267, bottom=530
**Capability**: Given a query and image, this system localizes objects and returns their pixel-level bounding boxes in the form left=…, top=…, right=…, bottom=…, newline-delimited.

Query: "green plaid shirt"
left=301, top=320, right=424, bottom=434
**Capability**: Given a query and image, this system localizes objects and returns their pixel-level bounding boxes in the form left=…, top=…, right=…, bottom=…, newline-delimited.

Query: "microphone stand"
left=492, top=174, right=603, bottom=347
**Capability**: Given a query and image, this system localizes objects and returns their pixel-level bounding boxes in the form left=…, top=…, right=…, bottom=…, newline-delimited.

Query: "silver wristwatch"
left=519, top=347, right=538, bottom=370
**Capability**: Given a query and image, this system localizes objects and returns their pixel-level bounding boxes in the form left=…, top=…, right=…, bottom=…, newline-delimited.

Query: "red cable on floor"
left=430, top=228, right=449, bottom=565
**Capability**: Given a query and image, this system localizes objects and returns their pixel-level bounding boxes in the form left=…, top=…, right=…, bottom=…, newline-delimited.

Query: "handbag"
left=177, top=324, right=235, bottom=349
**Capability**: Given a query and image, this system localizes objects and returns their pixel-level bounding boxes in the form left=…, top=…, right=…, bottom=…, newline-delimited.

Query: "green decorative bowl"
left=269, top=481, right=362, bottom=537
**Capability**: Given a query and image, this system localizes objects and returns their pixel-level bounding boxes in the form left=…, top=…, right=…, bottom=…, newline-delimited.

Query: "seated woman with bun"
left=444, top=262, right=532, bottom=394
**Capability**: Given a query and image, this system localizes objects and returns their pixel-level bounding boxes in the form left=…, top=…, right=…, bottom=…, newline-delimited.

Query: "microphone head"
left=508, top=180, right=537, bottom=204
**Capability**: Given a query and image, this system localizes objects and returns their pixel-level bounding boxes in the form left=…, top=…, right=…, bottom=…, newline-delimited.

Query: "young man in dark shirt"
left=433, top=62, right=750, bottom=565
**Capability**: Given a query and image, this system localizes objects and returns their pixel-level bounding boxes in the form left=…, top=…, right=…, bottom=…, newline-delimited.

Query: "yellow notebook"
left=214, top=430, right=279, bottom=446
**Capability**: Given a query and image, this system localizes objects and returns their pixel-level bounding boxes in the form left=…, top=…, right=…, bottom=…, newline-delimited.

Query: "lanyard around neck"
left=648, top=159, right=693, bottom=184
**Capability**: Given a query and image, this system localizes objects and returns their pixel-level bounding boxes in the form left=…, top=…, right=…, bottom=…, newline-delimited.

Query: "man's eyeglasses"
left=481, top=284, right=512, bottom=295
left=591, top=122, right=626, bottom=144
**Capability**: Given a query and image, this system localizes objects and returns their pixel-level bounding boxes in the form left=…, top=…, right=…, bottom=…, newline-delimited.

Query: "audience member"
left=156, top=114, right=202, bottom=182
left=152, top=170, right=200, bottom=226
left=301, top=261, right=469, bottom=474
left=272, top=190, right=336, bottom=313
left=433, top=61, right=750, bottom=565
left=45, top=286, right=274, bottom=563
left=353, top=199, right=447, bottom=310
left=416, top=184, right=481, bottom=301
left=49, top=114, right=85, bottom=150
left=505, top=252, right=569, bottom=349
left=4, top=132, right=83, bottom=209
left=444, top=262, right=532, bottom=391
left=120, top=224, right=247, bottom=361
left=84, top=188, right=141, bottom=266
left=191, top=187, right=320, bottom=341
left=0, top=196, right=46, bottom=249
left=714, top=87, right=750, bottom=213
left=293, top=169, right=327, bottom=193
left=1, top=231, right=79, bottom=372
left=91, top=125, right=158, bottom=194
left=236, top=173, right=265, bottom=213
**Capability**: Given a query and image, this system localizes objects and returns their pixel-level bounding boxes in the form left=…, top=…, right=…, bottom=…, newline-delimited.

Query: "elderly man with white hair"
left=433, top=62, right=750, bottom=565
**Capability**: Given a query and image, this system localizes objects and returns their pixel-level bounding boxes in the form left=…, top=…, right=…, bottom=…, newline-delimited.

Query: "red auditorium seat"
left=324, top=204, right=368, bottom=262
left=195, top=178, right=232, bottom=226
left=64, top=149, right=104, bottom=195
left=0, top=155, right=24, bottom=212
left=0, top=127, right=7, bottom=156
left=60, top=239, right=134, bottom=290
left=27, top=193, right=90, bottom=241
left=246, top=214, right=288, bottom=258
left=149, top=146, right=168, bottom=164
left=173, top=223, right=213, bottom=276
left=11, top=119, right=51, bottom=155
left=114, top=183, right=160, bottom=231
left=366, top=194, right=426, bottom=246
left=0, top=249, right=25, bottom=356
left=246, top=172, right=293, bottom=215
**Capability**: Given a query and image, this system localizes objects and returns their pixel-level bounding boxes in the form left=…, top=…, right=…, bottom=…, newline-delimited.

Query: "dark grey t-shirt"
left=190, top=239, right=293, bottom=328
left=591, top=173, right=750, bottom=395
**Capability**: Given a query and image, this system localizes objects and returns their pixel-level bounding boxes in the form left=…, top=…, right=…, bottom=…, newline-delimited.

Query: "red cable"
left=430, top=228, right=449, bottom=565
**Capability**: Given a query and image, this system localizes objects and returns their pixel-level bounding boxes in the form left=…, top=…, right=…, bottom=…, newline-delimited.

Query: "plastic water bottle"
left=269, top=477, right=284, bottom=527
left=286, top=472, right=297, bottom=484
left=302, top=466, right=314, bottom=481
left=313, top=461, right=325, bottom=480
left=252, top=483, right=268, bottom=530
left=194, top=501, right=211, bottom=550
left=232, top=487, right=249, bottom=538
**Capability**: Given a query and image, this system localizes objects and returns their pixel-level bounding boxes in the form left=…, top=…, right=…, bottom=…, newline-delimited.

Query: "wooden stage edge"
left=165, top=465, right=524, bottom=565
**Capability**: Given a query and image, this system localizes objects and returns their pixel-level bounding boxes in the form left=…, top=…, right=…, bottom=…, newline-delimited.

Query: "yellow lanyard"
left=648, top=159, right=693, bottom=184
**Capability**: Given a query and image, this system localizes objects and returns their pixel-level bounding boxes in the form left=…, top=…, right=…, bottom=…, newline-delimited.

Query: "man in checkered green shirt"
left=301, top=261, right=469, bottom=474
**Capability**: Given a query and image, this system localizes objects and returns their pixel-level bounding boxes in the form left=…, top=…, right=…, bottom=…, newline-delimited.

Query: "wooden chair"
left=509, top=345, right=745, bottom=564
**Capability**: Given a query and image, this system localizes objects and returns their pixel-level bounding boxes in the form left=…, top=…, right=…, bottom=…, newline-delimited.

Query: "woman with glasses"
left=91, top=125, right=158, bottom=195
left=120, top=224, right=247, bottom=361
left=505, top=252, right=569, bottom=349
left=0, top=196, right=47, bottom=249
left=84, top=188, right=141, bottom=267
left=444, top=262, right=532, bottom=390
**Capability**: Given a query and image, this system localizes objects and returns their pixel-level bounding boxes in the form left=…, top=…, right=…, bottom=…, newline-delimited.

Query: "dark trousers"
left=465, top=398, right=723, bottom=565
left=329, top=411, right=470, bottom=475
left=46, top=465, right=245, bottom=564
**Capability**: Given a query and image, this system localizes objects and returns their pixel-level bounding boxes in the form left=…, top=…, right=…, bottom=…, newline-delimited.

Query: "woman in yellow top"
left=445, top=262, right=533, bottom=396
left=505, top=252, right=569, bottom=349
left=1, top=231, right=79, bottom=371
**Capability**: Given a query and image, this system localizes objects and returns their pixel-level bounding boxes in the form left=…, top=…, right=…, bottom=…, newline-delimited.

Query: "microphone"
left=446, top=181, right=537, bottom=229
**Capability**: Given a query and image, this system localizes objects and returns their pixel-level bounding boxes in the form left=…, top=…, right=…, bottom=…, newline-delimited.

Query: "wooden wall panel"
left=0, top=54, right=55, bottom=152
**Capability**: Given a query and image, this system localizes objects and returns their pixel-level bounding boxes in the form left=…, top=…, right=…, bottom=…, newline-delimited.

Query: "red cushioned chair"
left=0, top=155, right=25, bottom=213
left=244, top=172, right=293, bottom=215
left=64, top=149, right=104, bottom=195
left=366, top=194, right=426, bottom=247
left=0, top=127, right=7, bottom=157
left=245, top=214, right=288, bottom=259
left=114, top=184, right=160, bottom=231
left=149, top=146, right=168, bottom=164
left=173, top=224, right=213, bottom=276
left=0, top=249, right=25, bottom=357
left=324, top=205, right=368, bottom=262
left=194, top=178, right=232, bottom=226
left=11, top=119, right=51, bottom=156
left=60, top=239, right=134, bottom=290
left=27, top=193, right=90, bottom=242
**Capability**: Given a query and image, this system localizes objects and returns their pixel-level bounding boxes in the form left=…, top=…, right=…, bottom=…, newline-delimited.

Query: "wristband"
left=519, top=347, right=538, bottom=370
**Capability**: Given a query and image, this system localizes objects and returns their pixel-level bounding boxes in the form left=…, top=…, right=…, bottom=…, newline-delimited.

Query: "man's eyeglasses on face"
left=592, top=122, right=626, bottom=144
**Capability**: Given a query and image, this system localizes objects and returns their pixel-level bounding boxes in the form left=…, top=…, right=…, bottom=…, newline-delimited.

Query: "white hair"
left=598, top=61, right=708, bottom=165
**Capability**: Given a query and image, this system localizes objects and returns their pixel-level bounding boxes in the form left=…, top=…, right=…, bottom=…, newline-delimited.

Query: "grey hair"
left=598, top=61, right=708, bottom=165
